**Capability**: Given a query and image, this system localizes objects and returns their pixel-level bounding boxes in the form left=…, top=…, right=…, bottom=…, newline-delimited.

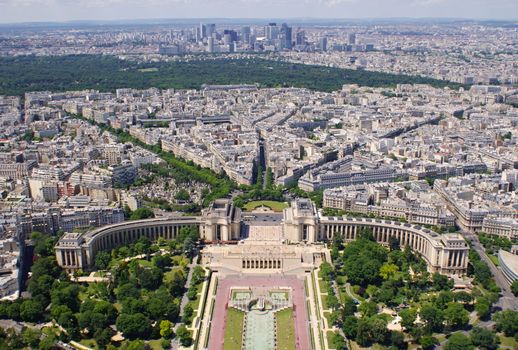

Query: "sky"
left=0, top=0, right=517, bottom=24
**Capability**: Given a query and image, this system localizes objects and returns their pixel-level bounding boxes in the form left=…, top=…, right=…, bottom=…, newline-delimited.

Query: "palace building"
left=55, top=198, right=469, bottom=276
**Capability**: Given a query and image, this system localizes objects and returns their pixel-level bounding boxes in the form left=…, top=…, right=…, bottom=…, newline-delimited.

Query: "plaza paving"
left=208, top=276, right=309, bottom=350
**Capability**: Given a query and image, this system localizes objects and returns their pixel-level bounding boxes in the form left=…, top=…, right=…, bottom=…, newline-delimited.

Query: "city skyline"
left=1, top=0, right=518, bottom=24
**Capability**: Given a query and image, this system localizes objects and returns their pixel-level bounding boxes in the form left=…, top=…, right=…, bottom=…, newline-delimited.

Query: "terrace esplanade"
left=55, top=199, right=468, bottom=276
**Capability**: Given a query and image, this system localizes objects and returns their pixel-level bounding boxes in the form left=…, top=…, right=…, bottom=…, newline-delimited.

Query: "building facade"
left=498, top=247, right=518, bottom=284
left=55, top=199, right=469, bottom=276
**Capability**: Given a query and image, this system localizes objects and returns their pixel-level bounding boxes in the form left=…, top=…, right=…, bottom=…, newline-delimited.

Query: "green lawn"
left=318, top=279, right=328, bottom=292
left=327, top=331, right=345, bottom=350
left=163, top=267, right=186, bottom=283
left=147, top=339, right=165, bottom=350
left=136, top=259, right=154, bottom=267
left=276, top=308, right=296, bottom=350
left=139, top=68, right=159, bottom=73
left=321, top=294, right=329, bottom=310
left=79, top=339, right=99, bottom=350
left=113, top=302, right=122, bottom=312
left=224, top=308, right=245, bottom=350
left=499, top=334, right=518, bottom=348
left=488, top=254, right=500, bottom=266
left=324, top=312, right=333, bottom=328
left=243, top=201, right=288, bottom=212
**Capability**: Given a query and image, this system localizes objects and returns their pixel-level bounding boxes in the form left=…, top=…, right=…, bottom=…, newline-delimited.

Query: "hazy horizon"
left=1, top=0, right=517, bottom=24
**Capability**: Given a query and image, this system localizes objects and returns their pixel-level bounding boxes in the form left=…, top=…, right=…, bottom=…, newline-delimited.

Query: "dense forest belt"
left=0, top=55, right=464, bottom=96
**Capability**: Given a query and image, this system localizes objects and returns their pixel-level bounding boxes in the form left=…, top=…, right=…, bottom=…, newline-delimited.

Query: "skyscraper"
left=265, top=23, right=278, bottom=41
left=296, top=30, right=305, bottom=46
left=348, top=33, right=356, bottom=45
left=223, top=29, right=238, bottom=43
left=281, top=23, right=292, bottom=49
left=207, top=37, right=215, bottom=53
left=199, top=23, right=207, bottom=39
left=195, top=27, right=202, bottom=42
left=206, top=24, right=216, bottom=38
left=319, top=37, right=328, bottom=52
left=241, top=26, right=251, bottom=44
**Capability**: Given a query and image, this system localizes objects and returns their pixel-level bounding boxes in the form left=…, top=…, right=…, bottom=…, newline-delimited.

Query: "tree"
left=453, top=291, right=473, bottom=304
left=176, top=324, right=192, bottom=347
left=94, top=301, right=118, bottom=324
left=78, top=310, right=111, bottom=334
left=419, top=336, right=439, bottom=350
left=390, top=331, right=406, bottom=349
left=146, top=293, right=180, bottom=322
left=475, top=297, right=491, bottom=320
left=399, top=308, right=417, bottom=331
left=473, top=260, right=492, bottom=285
left=55, top=305, right=77, bottom=329
left=116, top=283, right=140, bottom=301
left=137, top=266, right=163, bottom=290
left=470, top=327, right=498, bottom=350
left=160, top=320, right=174, bottom=339
left=175, top=189, right=190, bottom=201
left=94, top=328, right=114, bottom=349
left=182, top=234, right=197, bottom=258
left=152, top=254, right=172, bottom=271
left=432, top=272, right=454, bottom=291
left=31, top=232, right=57, bottom=257
left=20, top=299, right=44, bottom=323
left=191, top=266, right=206, bottom=285
left=51, top=283, right=81, bottom=312
left=126, top=339, right=148, bottom=350
left=356, top=317, right=388, bottom=346
left=342, top=236, right=388, bottom=286
left=95, top=251, right=112, bottom=270
left=116, top=313, right=152, bottom=339
left=493, top=310, right=518, bottom=337
left=359, top=301, right=378, bottom=317
left=444, top=333, right=474, bottom=350
left=38, top=333, right=58, bottom=350
left=121, top=298, right=147, bottom=316
left=129, top=207, right=155, bottom=221
left=342, top=316, right=358, bottom=338
left=443, top=302, right=469, bottom=329
left=388, top=236, right=400, bottom=251
left=167, top=269, right=186, bottom=297
left=379, top=263, right=399, bottom=280
left=21, top=327, right=41, bottom=348
left=329, top=331, right=346, bottom=350
left=511, top=280, right=518, bottom=297
left=329, top=310, right=342, bottom=327
left=420, top=304, right=444, bottom=333
left=327, top=294, right=340, bottom=310
left=182, top=303, right=194, bottom=324
left=161, top=338, right=171, bottom=349
left=342, top=296, right=357, bottom=317
left=320, top=262, right=334, bottom=280
left=434, top=291, right=454, bottom=310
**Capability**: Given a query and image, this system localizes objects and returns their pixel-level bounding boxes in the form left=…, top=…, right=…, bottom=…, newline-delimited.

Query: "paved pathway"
left=172, top=254, right=199, bottom=350
left=179, top=254, right=199, bottom=314
left=306, top=275, right=322, bottom=350
left=196, top=273, right=218, bottom=350
left=344, top=283, right=360, bottom=304
left=462, top=232, right=518, bottom=311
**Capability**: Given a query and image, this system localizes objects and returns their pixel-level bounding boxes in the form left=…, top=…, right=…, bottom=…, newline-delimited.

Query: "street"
left=461, top=231, right=518, bottom=311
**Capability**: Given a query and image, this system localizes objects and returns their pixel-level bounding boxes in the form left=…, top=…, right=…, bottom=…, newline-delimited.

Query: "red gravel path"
left=208, top=276, right=310, bottom=350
